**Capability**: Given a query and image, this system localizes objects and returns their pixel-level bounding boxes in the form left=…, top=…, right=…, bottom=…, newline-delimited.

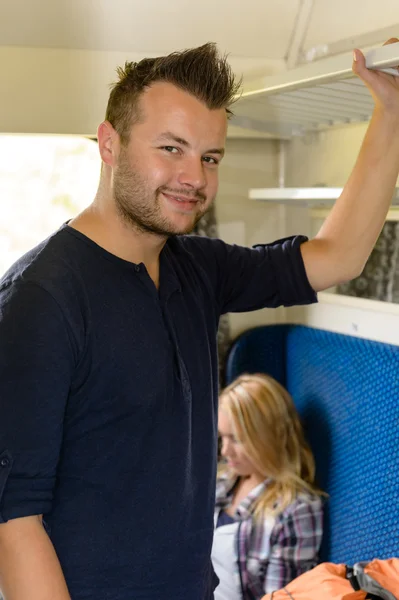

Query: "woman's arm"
left=261, top=498, right=323, bottom=594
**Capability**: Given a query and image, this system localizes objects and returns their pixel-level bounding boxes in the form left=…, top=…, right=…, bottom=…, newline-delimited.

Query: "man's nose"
left=177, top=157, right=206, bottom=190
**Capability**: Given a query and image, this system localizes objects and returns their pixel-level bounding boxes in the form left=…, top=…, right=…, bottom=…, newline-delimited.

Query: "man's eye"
left=163, top=146, right=178, bottom=153
left=203, top=156, right=219, bottom=165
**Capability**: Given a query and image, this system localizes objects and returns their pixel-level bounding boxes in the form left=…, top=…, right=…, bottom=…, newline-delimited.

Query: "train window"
left=0, top=135, right=100, bottom=275
left=311, top=211, right=399, bottom=304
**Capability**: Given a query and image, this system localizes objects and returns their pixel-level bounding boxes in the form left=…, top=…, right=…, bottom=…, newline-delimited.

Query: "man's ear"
left=97, top=121, right=120, bottom=167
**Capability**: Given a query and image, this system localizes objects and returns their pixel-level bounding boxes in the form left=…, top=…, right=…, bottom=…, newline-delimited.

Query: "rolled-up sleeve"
left=0, top=281, right=74, bottom=522
left=184, top=234, right=317, bottom=314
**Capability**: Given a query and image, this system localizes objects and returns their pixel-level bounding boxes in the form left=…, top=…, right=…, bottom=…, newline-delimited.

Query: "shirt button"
left=134, top=265, right=140, bottom=272
left=0, top=457, right=10, bottom=468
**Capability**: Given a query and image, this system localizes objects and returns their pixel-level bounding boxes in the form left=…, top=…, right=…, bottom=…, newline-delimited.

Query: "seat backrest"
left=225, top=324, right=399, bottom=564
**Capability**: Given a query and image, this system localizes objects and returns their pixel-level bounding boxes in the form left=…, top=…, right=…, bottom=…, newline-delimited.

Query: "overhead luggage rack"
left=232, top=43, right=399, bottom=138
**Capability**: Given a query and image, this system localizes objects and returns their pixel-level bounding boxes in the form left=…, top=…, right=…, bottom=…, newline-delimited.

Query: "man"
left=0, top=41, right=398, bottom=600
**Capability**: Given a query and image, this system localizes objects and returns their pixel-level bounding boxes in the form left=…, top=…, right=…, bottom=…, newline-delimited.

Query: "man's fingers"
left=352, top=48, right=368, bottom=79
left=382, top=38, right=399, bottom=71
left=383, top=37, right=399, bottom=47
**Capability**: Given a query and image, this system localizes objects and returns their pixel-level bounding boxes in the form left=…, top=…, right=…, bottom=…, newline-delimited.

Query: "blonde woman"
left=212, top=373, right=324, bottom=599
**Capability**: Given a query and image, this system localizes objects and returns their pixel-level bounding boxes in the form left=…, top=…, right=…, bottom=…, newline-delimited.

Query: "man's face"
left=113, top=82, right=228, bottom=236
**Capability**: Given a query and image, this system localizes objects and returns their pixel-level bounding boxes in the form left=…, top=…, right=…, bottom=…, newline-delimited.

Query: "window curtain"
left=337, top=221, right=399, bottom=303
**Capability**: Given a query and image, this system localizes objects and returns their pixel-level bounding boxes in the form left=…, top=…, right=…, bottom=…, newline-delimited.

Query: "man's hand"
left=353, top=38, right=399, bottom=113
left=0, top=516, right=71, bottom=600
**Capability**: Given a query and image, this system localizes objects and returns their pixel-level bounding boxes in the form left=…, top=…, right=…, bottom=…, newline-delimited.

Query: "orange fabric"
left=364, top=557, right=399, bottom=595
left=261, top=562, right=366, bottom=600
left=261, top=557, right=399, bottom=599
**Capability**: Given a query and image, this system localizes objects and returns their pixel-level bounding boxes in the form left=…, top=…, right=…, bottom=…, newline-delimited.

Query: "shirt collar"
left=216, top=473, right=271, bottom=520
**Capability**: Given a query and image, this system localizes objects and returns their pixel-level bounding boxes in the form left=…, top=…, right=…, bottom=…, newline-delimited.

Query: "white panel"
left=0, top=0, right=301, bottom=59
left=287, top=292, right=399, bottom=347
left=0, top=45, right=282, bottom=136
left=304, top=0, right=399, bottom=50
left=0, top=47, right=125, bottom=135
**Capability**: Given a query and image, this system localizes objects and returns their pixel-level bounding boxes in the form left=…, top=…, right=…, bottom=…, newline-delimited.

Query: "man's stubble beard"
left=113, top=154, right=212, bottom=237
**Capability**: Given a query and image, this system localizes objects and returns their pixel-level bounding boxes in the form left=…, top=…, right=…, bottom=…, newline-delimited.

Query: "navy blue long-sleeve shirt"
left=0, top=224, right=316, bottom=599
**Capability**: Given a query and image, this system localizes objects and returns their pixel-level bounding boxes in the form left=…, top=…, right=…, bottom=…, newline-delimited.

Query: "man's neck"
left=69, top=201, right=166, bottom=288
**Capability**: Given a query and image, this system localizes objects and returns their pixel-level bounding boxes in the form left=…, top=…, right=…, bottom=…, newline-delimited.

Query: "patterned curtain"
left=192, top=205, right=231, bottom=387
left=337, top=221, right=399, bottom=302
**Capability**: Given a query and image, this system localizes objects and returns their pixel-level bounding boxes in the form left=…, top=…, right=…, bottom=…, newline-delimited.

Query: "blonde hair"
left=219, top=373, right=325, bottom=520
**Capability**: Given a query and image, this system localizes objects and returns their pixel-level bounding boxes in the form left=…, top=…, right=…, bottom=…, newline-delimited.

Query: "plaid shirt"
left=214, top=475, right=323, bottom=599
